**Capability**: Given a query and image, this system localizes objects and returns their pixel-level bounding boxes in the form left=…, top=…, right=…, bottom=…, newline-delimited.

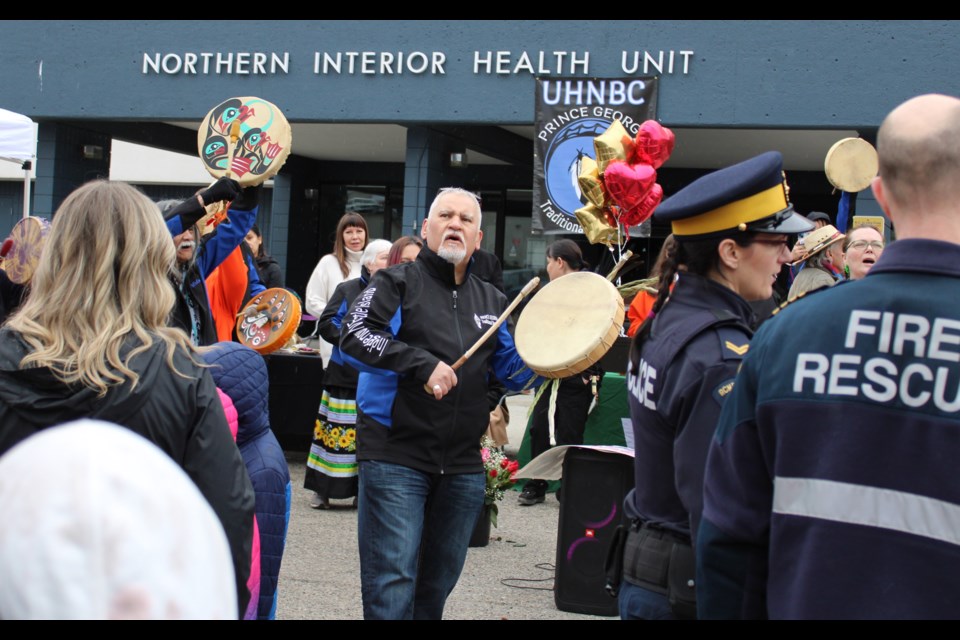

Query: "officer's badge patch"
left=713, top=378, right=736, bottom=404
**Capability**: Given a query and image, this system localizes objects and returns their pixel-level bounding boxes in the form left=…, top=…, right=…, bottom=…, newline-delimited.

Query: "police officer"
left=697, top=95, right=960, bottom=620
left=619, top=151, right=813, bottom=619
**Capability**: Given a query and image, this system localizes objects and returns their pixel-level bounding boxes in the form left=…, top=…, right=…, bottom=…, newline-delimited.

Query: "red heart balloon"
left=604, top=160, right=656, bottom=213
left=621, top=183, right=663, bottom=227
left=603, top=207, right=618, bottom=229
left=634, top=121, right=675, bottom=169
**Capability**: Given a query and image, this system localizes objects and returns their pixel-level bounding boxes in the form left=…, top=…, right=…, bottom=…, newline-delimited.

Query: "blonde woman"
left=0, top=181, right=255, bottom=617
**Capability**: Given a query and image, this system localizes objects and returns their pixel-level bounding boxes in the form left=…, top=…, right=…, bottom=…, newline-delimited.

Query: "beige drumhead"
left=824, top=137, right=878, bottom=192
left=515, top=272, right=624, bottom=379
left=197, top=96, right=292, bottom=186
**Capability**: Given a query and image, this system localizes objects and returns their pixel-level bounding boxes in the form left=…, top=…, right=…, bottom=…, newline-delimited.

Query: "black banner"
left=532, top=77, right=658, bottom=234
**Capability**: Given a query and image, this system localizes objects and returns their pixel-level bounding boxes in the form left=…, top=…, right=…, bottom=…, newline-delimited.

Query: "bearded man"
left=340, top=187, right=538, bottom=620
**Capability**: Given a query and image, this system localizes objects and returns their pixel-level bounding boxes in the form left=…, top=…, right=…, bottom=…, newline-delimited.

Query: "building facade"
left=1, top=20, right=956, bottom=292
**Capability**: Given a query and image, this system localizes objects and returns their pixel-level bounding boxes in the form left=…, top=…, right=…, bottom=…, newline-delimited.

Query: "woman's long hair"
left=628, top=232, right=757, bottom=375
left=249, top=223, right=268, bottom=260
left=332, top=212, right=368, bottom=278
left=649, top=234, right=677, bottom=281
left=7, top=181, right=194, bottom=395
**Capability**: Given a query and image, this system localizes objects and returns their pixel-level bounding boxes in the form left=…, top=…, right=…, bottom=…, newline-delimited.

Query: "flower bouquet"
left=480, top=435, right=519, bottom=528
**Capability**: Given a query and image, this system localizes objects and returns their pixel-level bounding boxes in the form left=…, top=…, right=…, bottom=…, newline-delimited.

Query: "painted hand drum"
left=1, top=216, right=51, bottom=284
left=515, top=271, right=624, bottom=378
left=236, top=288, right=302, bottom=355
left=197, top=97, right=292, bottom=186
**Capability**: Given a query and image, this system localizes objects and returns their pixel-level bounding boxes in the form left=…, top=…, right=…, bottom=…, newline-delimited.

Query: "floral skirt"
left=304, top=386, right=358, bottom=500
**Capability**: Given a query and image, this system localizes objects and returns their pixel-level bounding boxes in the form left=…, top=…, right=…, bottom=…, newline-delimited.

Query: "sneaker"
left=518, top=480, right=547, bottom=506
left=309, top=492, right=330, bottom=510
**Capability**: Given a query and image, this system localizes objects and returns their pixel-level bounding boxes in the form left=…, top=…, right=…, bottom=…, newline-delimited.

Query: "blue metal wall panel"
left=1, top=21, right=955, bottom=128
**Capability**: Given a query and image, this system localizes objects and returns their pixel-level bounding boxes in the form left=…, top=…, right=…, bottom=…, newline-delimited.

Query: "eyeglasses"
left=847, top=240, right=884, bottom=251
left=750, top=237, right=791, bottom=249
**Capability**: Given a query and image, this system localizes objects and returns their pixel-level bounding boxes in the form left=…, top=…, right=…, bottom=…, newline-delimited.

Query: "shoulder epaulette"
left=716, top=324, right=751, bottom=359
left=771, top=283, right=834, bottom=317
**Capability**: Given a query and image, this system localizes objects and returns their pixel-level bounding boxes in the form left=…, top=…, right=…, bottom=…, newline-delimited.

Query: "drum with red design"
left=1, top=216, right=51, bottom=284
left=197, top=97, right=292, bottom=186
left=236, top=288, right=302, bottom=355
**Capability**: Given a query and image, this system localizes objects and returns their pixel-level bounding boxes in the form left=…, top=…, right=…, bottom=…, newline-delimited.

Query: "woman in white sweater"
left=305, top=212, right=369, bottom=366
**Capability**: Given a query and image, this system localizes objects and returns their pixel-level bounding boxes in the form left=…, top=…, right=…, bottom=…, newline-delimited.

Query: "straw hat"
left=802, top=224, right=845, bottom=258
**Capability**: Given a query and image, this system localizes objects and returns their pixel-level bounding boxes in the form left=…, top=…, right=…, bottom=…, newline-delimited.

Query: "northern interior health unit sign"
left=533, top=76, right=658, bottom=235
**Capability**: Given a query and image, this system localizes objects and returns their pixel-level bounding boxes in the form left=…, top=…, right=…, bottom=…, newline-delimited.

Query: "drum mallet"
left=606, top=249, right=633, bottom=282
left=424, top=276, right=540, bottom=394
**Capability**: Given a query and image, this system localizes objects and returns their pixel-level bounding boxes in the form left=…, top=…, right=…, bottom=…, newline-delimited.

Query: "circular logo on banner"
left=544, top=117, right=610, bottom=219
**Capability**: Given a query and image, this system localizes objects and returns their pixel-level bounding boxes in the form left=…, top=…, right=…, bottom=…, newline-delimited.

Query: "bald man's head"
left=876, top=94, right=960, bottom=211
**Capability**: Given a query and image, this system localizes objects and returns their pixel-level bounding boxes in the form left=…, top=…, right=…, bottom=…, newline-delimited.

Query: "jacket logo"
left=344, top=287, right=389, bottom=356
left=475, top=313, right=497, bottom=329
left=725, top=341, right=749, bottom=356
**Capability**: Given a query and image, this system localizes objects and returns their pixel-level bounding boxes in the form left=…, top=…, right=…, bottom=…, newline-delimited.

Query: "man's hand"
left=790, top=239, right=807, bottom=263
left=200, top=177, right=241, bottom=206
left=426, top=362, right=458, bottom=400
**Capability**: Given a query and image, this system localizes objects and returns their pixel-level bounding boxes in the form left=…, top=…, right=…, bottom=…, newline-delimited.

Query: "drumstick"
left=224, top=120, right=242, bottom=179
left=606, top=249, right=633, bottom=282
left=236, top=301, right=271, bottom=318
left=453, top=276, right=540, bottom=370
left=205, top=120, right=243, bottom=223
left=424, top=276, right=540, bottom=394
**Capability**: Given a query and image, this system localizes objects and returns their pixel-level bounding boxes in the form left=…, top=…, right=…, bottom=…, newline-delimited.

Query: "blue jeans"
left=619, top=581, right=676, bottom=620
left=357, top=460, right=485, bottom=620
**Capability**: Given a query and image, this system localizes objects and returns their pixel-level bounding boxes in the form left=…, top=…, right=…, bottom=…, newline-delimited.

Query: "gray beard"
left=437, top=245, right=466, bottom=265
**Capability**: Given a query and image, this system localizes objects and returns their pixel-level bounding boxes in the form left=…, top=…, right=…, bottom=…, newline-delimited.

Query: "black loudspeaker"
left=555, top=447, right=634, bottom=616
left=265, top=354, right=324, bottom=452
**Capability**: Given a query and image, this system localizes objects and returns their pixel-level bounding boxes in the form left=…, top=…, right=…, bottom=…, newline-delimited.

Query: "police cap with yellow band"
left=655, top=151, right=814, bottom=239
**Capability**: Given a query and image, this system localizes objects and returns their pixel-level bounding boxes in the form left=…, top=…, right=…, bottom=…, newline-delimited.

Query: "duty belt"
left=622, top=519, right=697, bottom=619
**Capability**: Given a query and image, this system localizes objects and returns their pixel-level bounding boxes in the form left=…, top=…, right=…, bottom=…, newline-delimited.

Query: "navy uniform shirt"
left=625, top=272, right=754, bottom=544
left=699, top=239, right=960, bottom=619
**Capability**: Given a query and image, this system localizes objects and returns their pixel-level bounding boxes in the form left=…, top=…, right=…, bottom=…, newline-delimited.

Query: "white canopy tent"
left=0, top=108, right=37, bottom=219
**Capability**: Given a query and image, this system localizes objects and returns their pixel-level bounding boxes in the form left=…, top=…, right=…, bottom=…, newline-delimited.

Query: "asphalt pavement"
left=275, top=393, right=618, bottom=621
